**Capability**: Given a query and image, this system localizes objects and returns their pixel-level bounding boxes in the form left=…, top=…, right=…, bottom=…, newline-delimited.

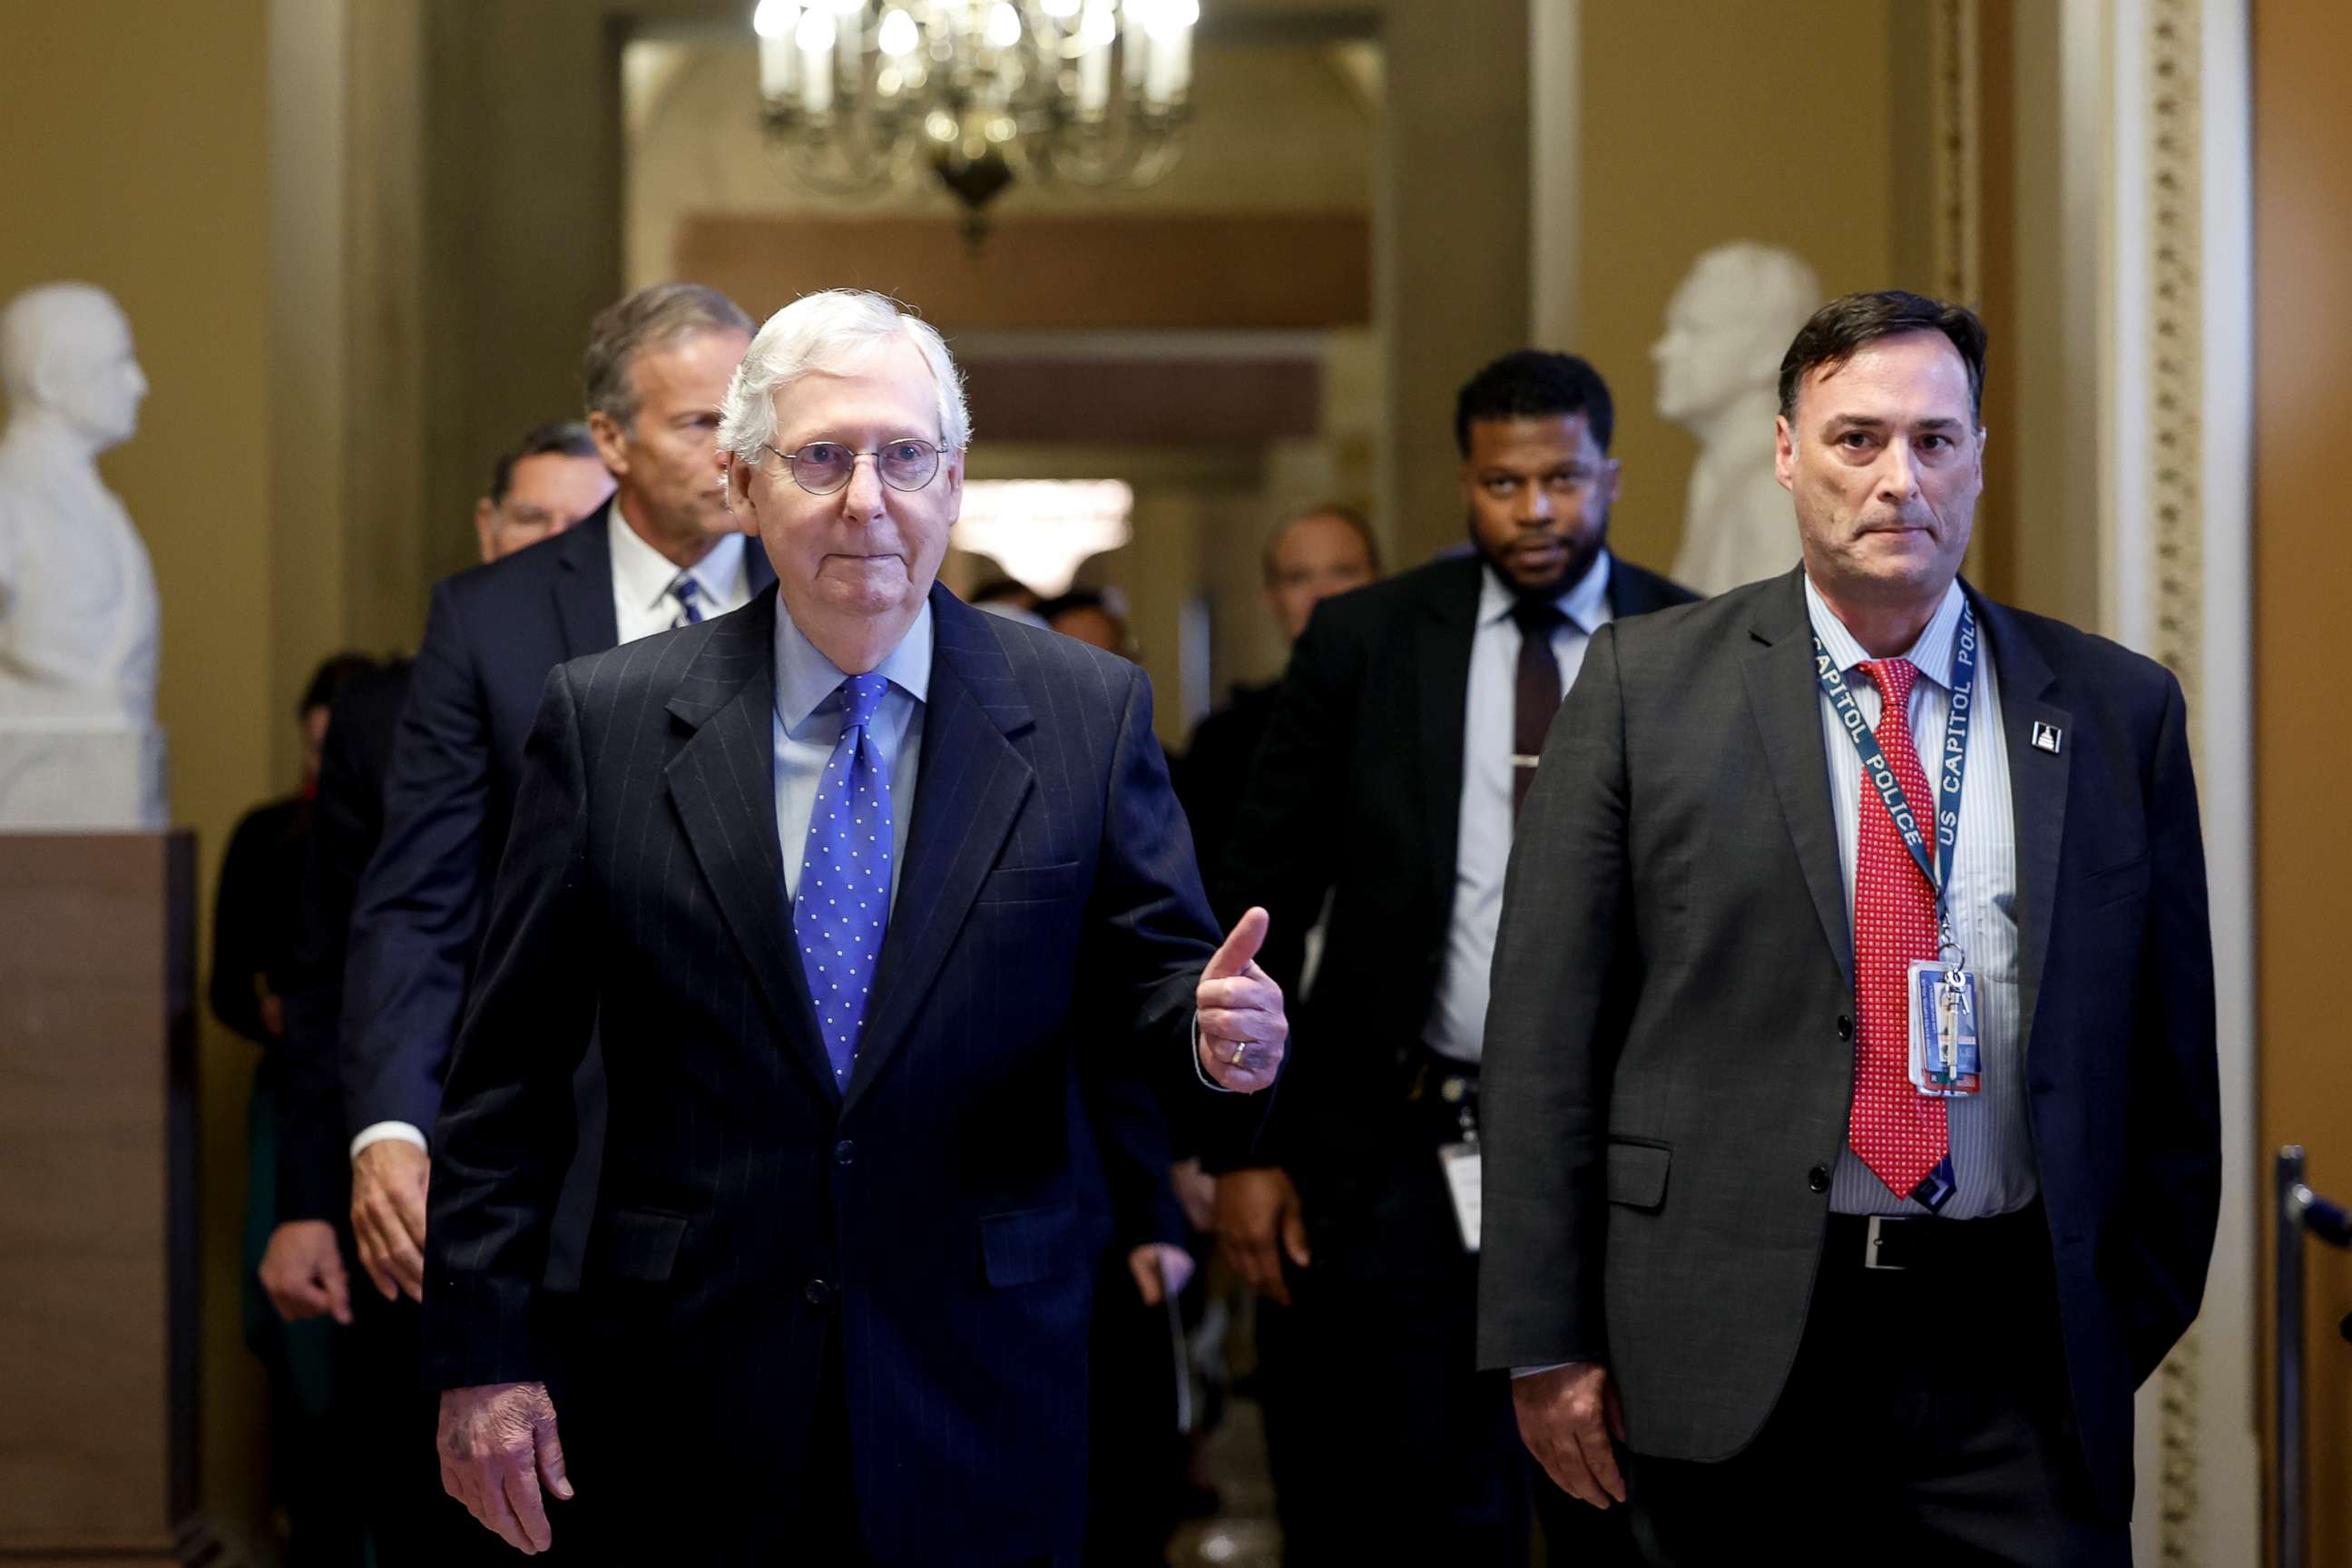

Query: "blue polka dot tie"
left=793, top=672, right=894, bottom=1086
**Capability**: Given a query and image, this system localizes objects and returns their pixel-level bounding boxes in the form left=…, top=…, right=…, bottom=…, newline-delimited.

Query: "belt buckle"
left=1864, top=1214, right=1906, bottom=1271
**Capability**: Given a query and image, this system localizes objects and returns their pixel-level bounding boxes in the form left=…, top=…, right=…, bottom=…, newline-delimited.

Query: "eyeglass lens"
left=789, top=440, right=939, bottom=495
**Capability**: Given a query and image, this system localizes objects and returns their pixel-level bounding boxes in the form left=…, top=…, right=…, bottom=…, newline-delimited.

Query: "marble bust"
left=1651, top=243, right=1822, bottom=595
left=0, top=282, right=165, bottom=828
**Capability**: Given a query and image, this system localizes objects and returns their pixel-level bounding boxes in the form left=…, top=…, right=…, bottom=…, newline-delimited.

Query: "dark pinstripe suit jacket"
left=421, top=583, right=1237, bottom=1564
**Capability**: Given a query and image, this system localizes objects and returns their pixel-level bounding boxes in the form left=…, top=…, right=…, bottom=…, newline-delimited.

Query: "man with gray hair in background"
left=329, top=283, right=769, bottom=1553
left=423, top=288, right=1288, bottom=1563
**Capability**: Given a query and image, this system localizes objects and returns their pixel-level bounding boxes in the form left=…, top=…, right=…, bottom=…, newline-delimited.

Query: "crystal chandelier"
left=751, top=0, right=1199, bottom=237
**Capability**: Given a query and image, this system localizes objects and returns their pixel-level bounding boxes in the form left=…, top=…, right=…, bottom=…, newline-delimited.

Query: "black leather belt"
left=1825, top=1202, right=2045, bottom=1274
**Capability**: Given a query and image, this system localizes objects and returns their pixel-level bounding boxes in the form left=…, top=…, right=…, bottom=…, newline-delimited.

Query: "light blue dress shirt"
left=1804, top=574, right=2037, bottom=1220
left=772, top=601, right=932, bottom=904
left=1425, top=553, right=1615, bottom=1064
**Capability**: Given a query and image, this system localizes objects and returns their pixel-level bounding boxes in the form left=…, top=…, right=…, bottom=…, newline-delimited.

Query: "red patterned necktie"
left=1847, top=657, right=1948, bottom=1199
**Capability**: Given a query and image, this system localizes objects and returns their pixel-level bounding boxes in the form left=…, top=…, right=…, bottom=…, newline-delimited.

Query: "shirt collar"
left=607, top=503, right=745, bottom=614
left=1801, top=572, right=1967, bottom=691
left=772, top=596, right=935, bottom=734
left=1475, top=548, right=1614, bottom=632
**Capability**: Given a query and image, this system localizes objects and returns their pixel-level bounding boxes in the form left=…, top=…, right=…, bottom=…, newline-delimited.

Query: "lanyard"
left=1811, top=598, right=1977, bottom=954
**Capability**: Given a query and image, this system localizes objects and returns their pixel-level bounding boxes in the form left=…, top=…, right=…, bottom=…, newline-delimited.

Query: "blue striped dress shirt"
left=1804, top=574, right=2039, bottom=1220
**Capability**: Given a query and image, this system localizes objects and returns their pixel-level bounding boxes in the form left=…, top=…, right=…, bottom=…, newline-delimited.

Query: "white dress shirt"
left=1424, top=553, right=1614, bottom=1063
left=350, top=505, right=753, bottom=1160
left=608, top=504, right=750, bottom=641
left=1804, top=574, right=2037, bottom=1220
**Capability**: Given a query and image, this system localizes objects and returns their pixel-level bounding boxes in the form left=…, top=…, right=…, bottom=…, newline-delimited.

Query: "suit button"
left=1836, top=1014, right=1854, bottom=1042
left=805, top=1279, right=833, bottom=1306
left=835, top=1139, right=857, bottom=1167
left=1807, top=1165, right=1831, bottom=1192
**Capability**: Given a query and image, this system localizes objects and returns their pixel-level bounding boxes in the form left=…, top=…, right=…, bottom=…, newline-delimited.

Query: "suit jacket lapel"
left=1972, top=590, right=2070, bottom=1058
left=1414, top=558, right=1480, bottom=913
left=1741, top=568, right=1854, bottom=984
left=662, top=592, right=838, bottom=1101
left=553, top=502, right=622, bottom=657
left=842, top=590, right=1035, bottom=1113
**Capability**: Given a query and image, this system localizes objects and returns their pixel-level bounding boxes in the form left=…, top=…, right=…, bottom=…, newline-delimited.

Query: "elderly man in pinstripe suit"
left=420, top=289, right=1285, bottom=1565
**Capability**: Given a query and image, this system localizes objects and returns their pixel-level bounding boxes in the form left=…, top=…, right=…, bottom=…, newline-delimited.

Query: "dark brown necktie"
left=1511, top=599, right=1568, bottom=816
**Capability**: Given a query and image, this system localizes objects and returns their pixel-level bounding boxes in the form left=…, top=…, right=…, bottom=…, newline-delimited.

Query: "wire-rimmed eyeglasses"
left=762, top=438, right=949, bottom=496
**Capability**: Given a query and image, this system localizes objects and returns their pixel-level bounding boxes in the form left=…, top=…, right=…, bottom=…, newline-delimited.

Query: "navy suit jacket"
left=279, top=660, right=414, bottom=1223
left=421, top=586, right=1245, bottom=1564
left=339, top=506, right=773, bottom=1138
left=1477, top=570, right=2220, bottom=1521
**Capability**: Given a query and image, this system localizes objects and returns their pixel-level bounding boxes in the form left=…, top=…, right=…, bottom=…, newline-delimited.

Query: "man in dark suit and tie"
left=339, top=286, right=765, bottom=1311
left=423, top=289, right=1287, bottom=1564
left=1211, top=350, right=1693, bottom=1563
left=1482, top=291, right=2219, bottom=1563
left=260, top=420, right=614, bottom=1561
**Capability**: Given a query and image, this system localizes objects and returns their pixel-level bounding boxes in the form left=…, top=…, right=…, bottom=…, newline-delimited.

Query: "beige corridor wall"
left=0, top=0, right=279, bottom=1545
left=1576, top=1, right=1926, bottom=580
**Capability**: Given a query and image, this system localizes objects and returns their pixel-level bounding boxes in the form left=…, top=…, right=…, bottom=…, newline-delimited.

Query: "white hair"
left=719, top=289, right=970, bottom=465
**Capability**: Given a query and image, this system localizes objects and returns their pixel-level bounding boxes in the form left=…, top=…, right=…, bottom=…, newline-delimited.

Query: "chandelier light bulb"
left=985, top=2, right=1024, bottom=49
left=1142, top=0, right=1198, bottom=40
left=829, top=0, right=866, bottom=14
left=795, top=5, right=838, bottom=49
left=1080, top=4, right=1117, bottom=45
left=877, top=8, right=919, bottom=55
left=1041, top=0, right=1083, bottom=17
left=752, top=0, right=801, bottom=39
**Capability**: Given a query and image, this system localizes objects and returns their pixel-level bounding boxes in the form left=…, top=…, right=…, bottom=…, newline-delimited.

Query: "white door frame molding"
left=2108, top=0, right=2260, bottom=1561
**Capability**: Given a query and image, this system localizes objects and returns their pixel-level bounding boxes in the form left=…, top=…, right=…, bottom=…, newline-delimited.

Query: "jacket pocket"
left=980, top=1202, right=1085, bottom=1288
left=1605, top=1142, right=1671, bottom=1211
left=2082, top=852, right=2151, bottom=910
left=597, top=1208, right=689, bottom=1283
left=976, top=859, right=1084, bottom=906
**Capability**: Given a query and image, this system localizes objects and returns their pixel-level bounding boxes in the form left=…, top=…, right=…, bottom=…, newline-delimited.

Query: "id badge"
left=1437, top=1142, right=1482, bottom=1252
left=1906, top=960, right=1981, bottom=1096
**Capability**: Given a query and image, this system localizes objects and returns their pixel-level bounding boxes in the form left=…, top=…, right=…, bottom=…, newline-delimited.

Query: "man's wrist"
left=350, top=1121, right=428, bottom=1161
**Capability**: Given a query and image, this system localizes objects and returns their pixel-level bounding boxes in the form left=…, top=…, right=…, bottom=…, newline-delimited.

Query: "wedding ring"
left=1229, top=1040, right=1250, bottom=1067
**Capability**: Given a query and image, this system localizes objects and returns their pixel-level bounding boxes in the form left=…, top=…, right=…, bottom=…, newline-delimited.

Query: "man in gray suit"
left=1480, top=291, right=2219, bottom=1563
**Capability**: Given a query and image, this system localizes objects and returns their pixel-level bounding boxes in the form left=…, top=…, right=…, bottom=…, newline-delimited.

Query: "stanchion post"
left=2277, top=1144, right=2311, bottom=1568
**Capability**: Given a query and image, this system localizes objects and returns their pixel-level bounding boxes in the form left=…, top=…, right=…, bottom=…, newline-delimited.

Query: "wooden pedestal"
left=0, top=833, right=199, bottom=1563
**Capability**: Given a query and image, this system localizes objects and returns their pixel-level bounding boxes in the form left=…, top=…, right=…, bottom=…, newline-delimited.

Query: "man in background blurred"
left=261, top=416, right=616, bottom=1331
left=471, top=420, right=614, bottom=563
left=1041, top=583, right=1133, bottom=656
left=1214, top=351, right=1693, bottom=1564
left=338, top=283, right=761, bottom=1324
left=1177, top=504, right=1381, bottom=892
left=260, top=416, right=623, bottom=1563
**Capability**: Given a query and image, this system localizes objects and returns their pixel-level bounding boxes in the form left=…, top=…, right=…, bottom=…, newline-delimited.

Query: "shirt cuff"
left=1191, top=1014, right=1237, bottom=1093
left=1512, top=1362, right=1583, bottom=1378
left=350, top=1121, right=429, bottom=1161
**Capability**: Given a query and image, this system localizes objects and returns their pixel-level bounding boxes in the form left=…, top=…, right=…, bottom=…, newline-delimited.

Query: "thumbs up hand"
left=1196, top=906, right=1287, bottom=1093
